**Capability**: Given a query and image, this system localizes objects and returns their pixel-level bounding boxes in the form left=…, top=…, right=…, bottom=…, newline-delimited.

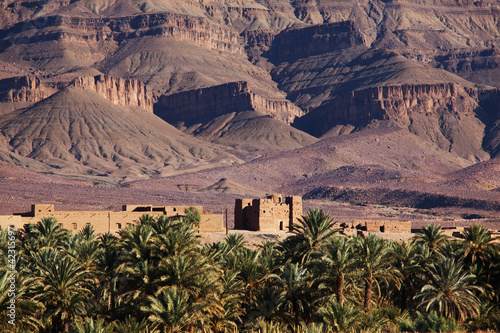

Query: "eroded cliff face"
left=0, top=76, right=57, bottom=103
left=294, top=83, right=489, bottom=162
left=155, top=81, right=304, bottom=126
left=269, top=21, right=366, bottom=61
left=72, top=75, right=153, bottom=111
left=0, top=13, right=244, bottom=55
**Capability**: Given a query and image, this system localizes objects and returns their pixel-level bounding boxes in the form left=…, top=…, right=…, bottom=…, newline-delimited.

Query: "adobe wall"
left=287, top=196, right=303, bottom=227
left=257, top=196, right=291, bottom=232
left=0, top=204, right=222, bottom=235
left=234, top=198, right=260, bottom=231
left=234, top=195, right=303, bottom=232
left=122, top=204, right=204, bottom=217
left=354, top=220, right=412, bottom=233
left=0, top=215, right=23, bottom=230
left=199, top=214, right=224, bottom=232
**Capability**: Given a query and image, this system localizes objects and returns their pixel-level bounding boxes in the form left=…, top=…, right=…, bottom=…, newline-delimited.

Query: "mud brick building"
left=353, top=219, right=412, bottom=233
left=0, top=204, right=224, bottom=234
left=234, top=194, right=302, bottom=232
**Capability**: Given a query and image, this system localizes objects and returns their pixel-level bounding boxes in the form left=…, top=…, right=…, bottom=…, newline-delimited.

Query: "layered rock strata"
left=294, top=83, right=488, bottom=161
left=0, top=75, right=56, bottom=103
left=155, top=81, right=304, bottom=126
left=269, top=21, right=365, bottom=61
left=72, top=75, right=153, bottom=112
left=1, top=13, right=244, bottom=54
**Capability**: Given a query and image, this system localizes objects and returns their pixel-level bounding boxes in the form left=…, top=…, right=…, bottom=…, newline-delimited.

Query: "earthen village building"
left=0, top=204, right=224, bottom=234
left=234, top=194, right=303, bottom=232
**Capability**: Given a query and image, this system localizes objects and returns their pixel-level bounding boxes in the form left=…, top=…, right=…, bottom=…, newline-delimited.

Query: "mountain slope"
left=0, top=86, right=240, bottom=181
left=182, top=111, right=317, bottom=151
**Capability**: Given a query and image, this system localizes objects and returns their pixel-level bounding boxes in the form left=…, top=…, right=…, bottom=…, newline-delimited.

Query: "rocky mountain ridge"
left=0, top=0, right=499, bottom=189
left=155, top=81, right=303, bottom=126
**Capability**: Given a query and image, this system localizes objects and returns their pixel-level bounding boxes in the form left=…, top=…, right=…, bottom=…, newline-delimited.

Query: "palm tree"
left=114, top=316, right=159, bottom=333
left=141, top=286, right=205, bottom=332
left=460, top=223, right=497, bottom=265
left=79, top=224, right=97, bottom=241
left=248, top=285, right=286, bottom=323
left=32, top=253, right=92, bottom=333
left=310, top=236, right=354, bottom=304
left=96, top=233, right=122, bottom=316
left=318, top=298, right=360, bottom=333
left=353, top=234, right=401, bottom=312
left=224, top=248, right=272, bottom=308
left=284, top=209, right=342, bottom=263
left=0, top=269, right=43, bottom=330
left=390, top=241, right=426, bottom=310
left=413, top=224, right=448, bottom=253
left=21, top=217, right=69, bottom=250
left=71, top=317, right=114, bottom=333
left=272, top=262, right=313, bottom=324
left=248, top=318, right=288, bottom=333
left=414, top=257, right=483, bottom=323
left=224, top=233, right=247, bottom=253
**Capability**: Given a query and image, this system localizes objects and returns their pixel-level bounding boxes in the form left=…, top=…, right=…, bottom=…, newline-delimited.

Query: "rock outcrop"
left=155, top=81, right=304, bottom=126
left=294, top=83, right=489, bottom=161
left=0, top=76, right=57, bottom=103
left=72, top=75, right=153, bottom=112
left=269, top=21, right=365, bottom=61
left=1, top=13, right=244, bottom=54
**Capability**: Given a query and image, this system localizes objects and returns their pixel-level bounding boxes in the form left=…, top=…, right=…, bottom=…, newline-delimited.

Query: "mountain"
left=0, top=86, right=241, bottom=181
left=0, top=0, right=499, bottom=220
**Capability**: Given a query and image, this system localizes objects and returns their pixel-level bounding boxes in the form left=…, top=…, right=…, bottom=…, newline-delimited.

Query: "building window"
left=72, top=223, right=77, bottom=230
left=173, top=207, right=176, bottom=212
left=263, top=210, right=266, bottom=213
left=279, top=221, right=284, bottom=231
left=116, top=223, right=122, bottom=229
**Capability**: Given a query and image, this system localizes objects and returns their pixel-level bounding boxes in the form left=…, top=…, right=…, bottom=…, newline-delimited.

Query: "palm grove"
left=1, top=208, right=500, bottom=332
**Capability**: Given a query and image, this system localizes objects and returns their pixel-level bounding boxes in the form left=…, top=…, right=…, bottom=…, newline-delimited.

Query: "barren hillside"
left=0, top=0, right=499, bottom=226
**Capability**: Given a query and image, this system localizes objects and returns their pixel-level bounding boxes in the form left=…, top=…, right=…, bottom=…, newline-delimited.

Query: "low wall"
left=353, top=220, right=412, bottom=234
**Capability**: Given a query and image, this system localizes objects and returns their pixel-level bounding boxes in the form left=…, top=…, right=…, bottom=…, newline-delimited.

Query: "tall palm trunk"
left=336, top=276, right=344, bottom=303
left=364, top=277, right=372, bottom=312
left=400, top=286, right=407, bottom=311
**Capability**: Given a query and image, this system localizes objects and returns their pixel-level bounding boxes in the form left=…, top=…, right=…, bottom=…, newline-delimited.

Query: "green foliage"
left=184, top=206, right=201, bottom=227
left=412, top=312, right=459, bottom=332
left=1, top=210, right=497, bottom=332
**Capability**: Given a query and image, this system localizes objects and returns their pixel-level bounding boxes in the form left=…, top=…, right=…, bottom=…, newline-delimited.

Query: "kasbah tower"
left=234, top=194, right=302, bottom=232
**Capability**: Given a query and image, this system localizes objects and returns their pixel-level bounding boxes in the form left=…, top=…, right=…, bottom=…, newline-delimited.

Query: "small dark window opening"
left=173, top=208, right=177, bottom=212
left=379, top=225, right=385, bottom=233
left=116, top=223, right=122, bottom=229
left=279, top=221, right=284, bottom=231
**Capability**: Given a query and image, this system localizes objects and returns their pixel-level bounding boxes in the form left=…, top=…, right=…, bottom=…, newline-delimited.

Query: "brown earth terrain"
left=0, top=0, right=499, bottom=231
